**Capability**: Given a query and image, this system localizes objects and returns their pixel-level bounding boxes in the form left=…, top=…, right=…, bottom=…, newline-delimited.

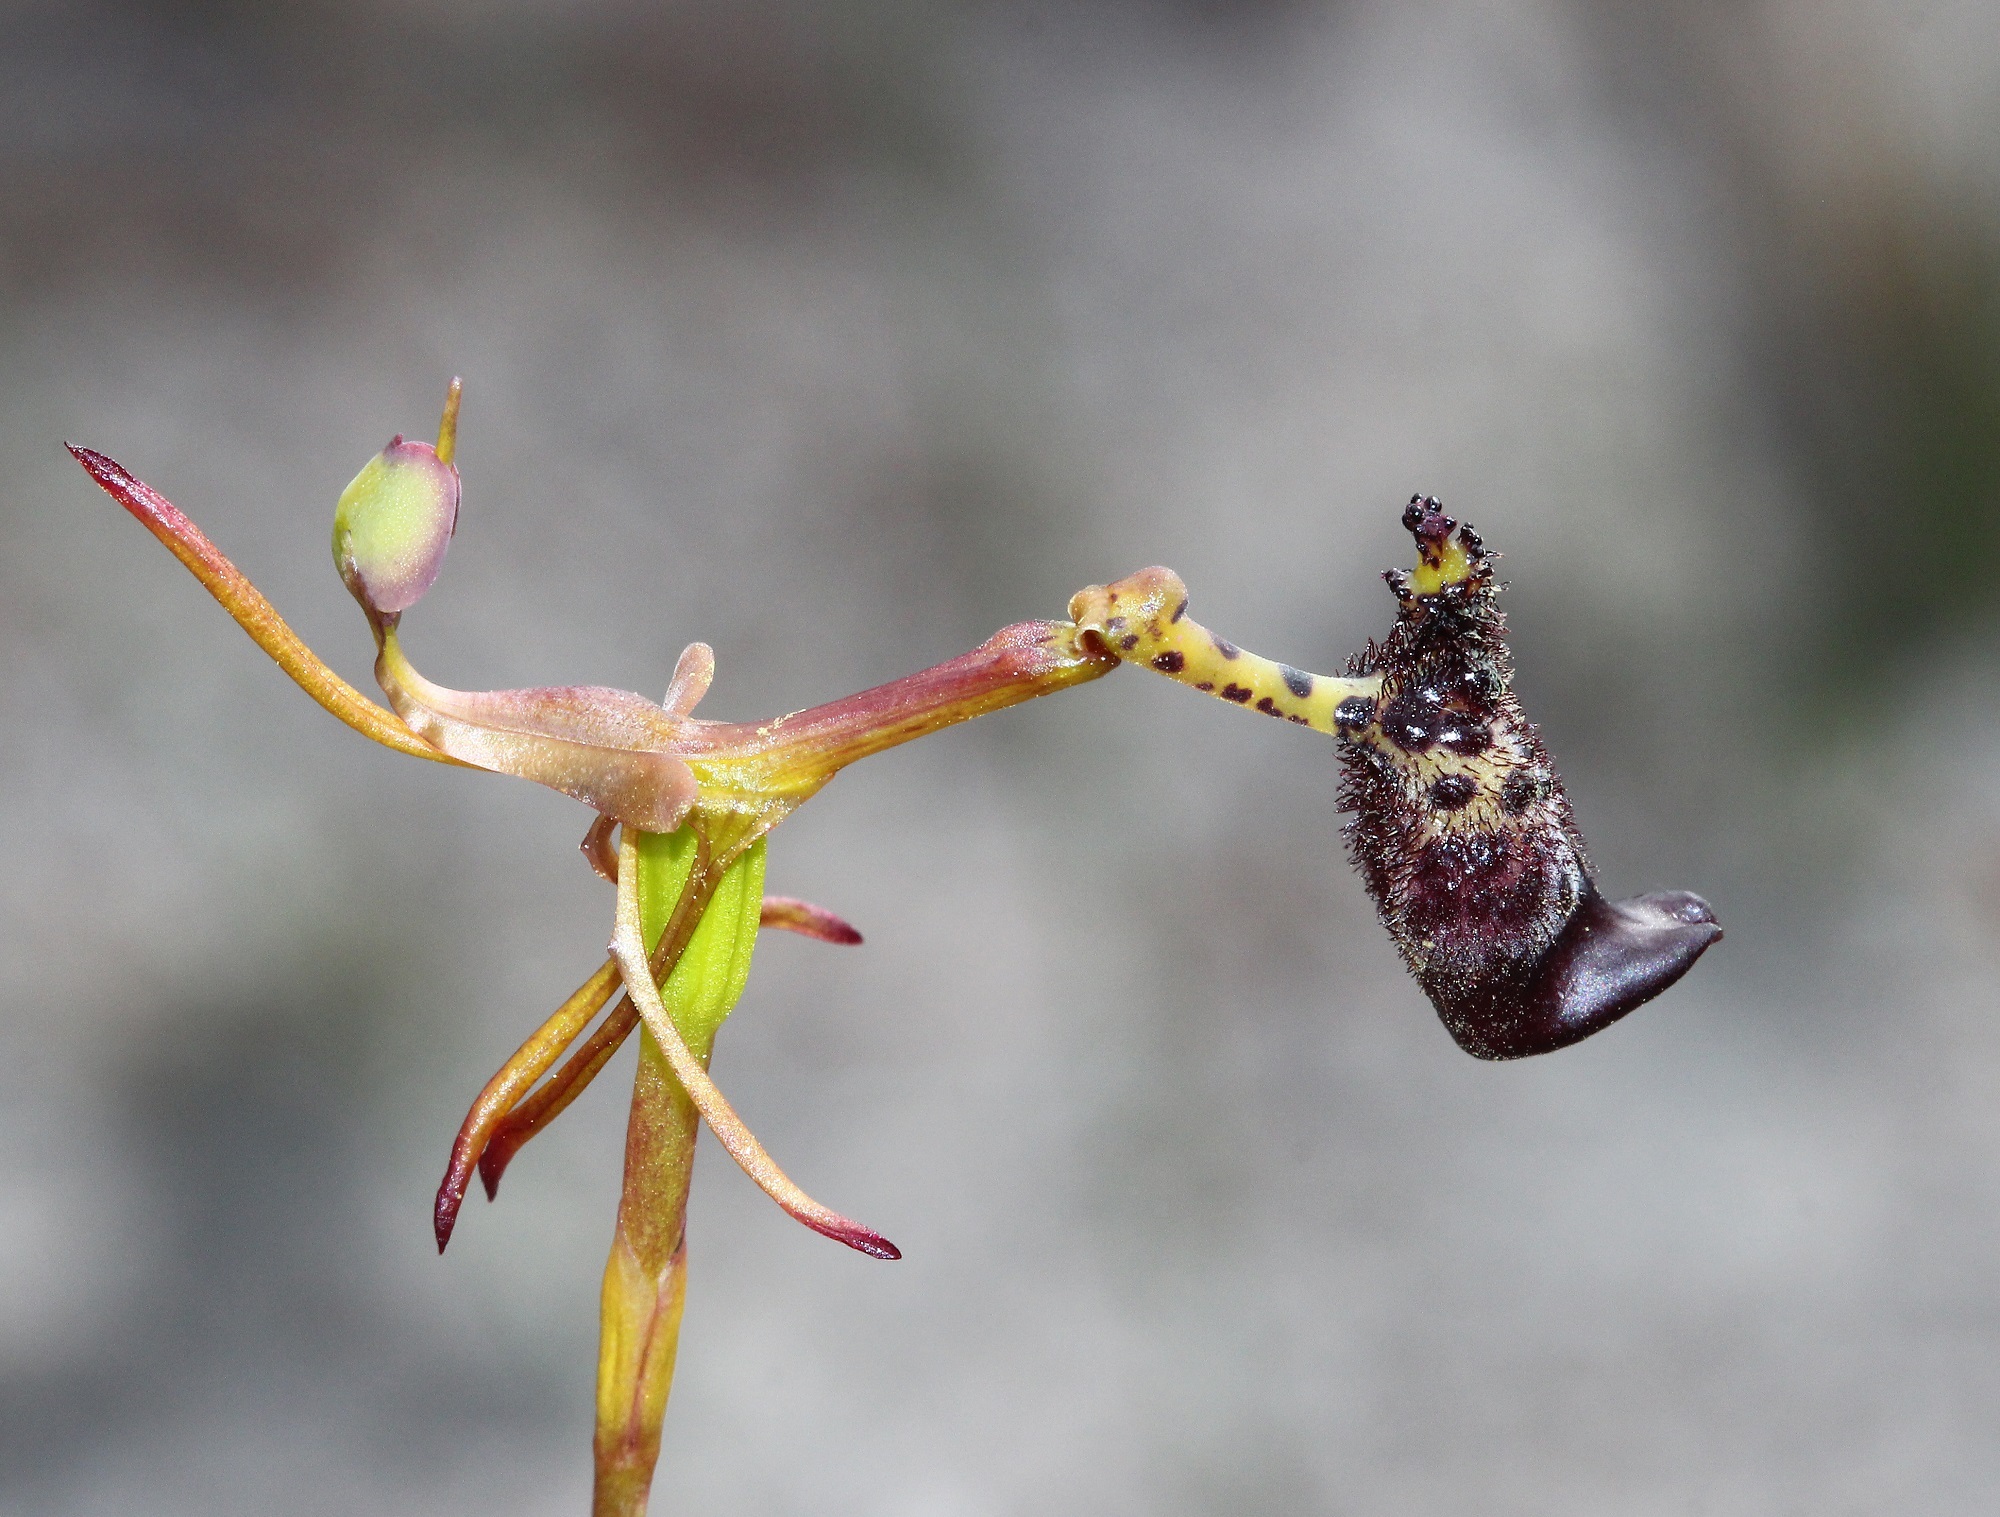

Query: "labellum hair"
left=1334, top=498, right=1721, bottom=1058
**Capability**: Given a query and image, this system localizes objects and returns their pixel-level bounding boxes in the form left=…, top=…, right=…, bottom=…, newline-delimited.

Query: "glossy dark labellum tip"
left=1431, top=887, right=1723, bottom=1059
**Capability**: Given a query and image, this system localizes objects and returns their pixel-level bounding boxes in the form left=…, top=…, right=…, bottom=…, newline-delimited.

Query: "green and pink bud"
left=332, top=380, right=461, bottom=621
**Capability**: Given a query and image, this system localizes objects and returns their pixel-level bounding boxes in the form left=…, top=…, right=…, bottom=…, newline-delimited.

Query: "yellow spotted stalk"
left=1068, top=564, right=1381, bottom=731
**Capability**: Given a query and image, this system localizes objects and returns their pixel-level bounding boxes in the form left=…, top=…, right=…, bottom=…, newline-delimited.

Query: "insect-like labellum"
left=1336, top=497, right=1721, bottom=1058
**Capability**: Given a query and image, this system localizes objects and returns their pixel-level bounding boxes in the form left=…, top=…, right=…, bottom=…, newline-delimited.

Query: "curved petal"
left=376, top=630, right=699, bottom=832
left=759, top=896, right=863, bottom=944
left=433, top=958, right=621, bottom=1252
left=610, top=829, right=899, bottom=1260
left=662, top=642, right=714, bottom=717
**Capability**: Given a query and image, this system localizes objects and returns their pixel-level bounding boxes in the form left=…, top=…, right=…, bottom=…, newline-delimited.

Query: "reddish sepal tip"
left=434, top=1172, right=471, bottom=1254
left=807, top=1219, right=902, bottom=1261
left=68, top=444, right=143, bottom=503
left=477, top=1139, right=515, bottom=1200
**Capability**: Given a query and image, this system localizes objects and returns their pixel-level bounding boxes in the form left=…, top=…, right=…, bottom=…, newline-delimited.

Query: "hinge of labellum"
left=1067, top=564, right=1383, bottom=730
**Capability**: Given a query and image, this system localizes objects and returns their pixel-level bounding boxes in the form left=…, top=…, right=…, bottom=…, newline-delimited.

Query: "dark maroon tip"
left=1401, top=493, right=1454, bottom=541
left=434, top=1169, right=471, bottom=1254
left=477, top=1140, right=514, bottom=1200
left=68, top=444, right=128, bottom=488
left=806, top=1217, right=902, bottom=1261
left=1434, top=887, right=1723, bottom=1060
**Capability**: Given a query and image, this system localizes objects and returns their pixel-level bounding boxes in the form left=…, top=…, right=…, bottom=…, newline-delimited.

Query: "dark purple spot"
left=1152, top=651, right=1185, bottom=674
left=1119, top=634, right=1139, bottom=651
left=1170, top=599, right=1188, bottom=623
left=1435, top=717, right=1492, bottom=756
left=1213, top=636, right=1240, bottom=659
left=1279, top=665, right=1314, bottom=700
left=1379, top=693, right=1434, bottom=752
left=1429, top=774, right=1477, bottom=811
left=1501, top=769, right=1539, bottom=814
left=1221, top=684, right=1253, bottom=703
left=1334, top=696, right=1376, bottom=730
left=1195, top=681, right=1214, bottom=692
left=1256, top=696, right=1281, bottom=715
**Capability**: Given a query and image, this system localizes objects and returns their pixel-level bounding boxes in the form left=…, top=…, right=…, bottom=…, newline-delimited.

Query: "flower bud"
left=332, top=383, right=462, bottom=617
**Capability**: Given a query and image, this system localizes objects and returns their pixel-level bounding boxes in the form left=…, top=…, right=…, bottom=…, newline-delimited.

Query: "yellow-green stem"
left=593, top=826, right=766, bottom=1517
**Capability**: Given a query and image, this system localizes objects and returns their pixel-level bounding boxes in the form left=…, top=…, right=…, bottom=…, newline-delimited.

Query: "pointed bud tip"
left=333, top=435, right=460, bottom=616
left=436, top=378, right=463, bottom=467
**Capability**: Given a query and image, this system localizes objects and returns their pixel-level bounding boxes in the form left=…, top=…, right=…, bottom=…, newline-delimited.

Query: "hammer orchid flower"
left=71, top=379, right=1719, bottom=1514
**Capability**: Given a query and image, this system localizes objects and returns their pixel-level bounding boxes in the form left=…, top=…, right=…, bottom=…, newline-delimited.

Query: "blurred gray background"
left=5, top=0, right=2000, bottom=1511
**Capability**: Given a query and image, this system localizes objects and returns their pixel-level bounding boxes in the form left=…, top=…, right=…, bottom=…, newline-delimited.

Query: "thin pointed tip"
left=806, top=1216, right=902, bottom=1260
left=434, top=1174, right=468, bottom=1254
left=67, top=442, right=125, bottom=483
left=758, top=896, right=864, bottom=945
left=478, top=1143, right=510, bottom=1200
left=68, top=445, right=168, bottom=525
left=436, top=377, right=463, bottom=466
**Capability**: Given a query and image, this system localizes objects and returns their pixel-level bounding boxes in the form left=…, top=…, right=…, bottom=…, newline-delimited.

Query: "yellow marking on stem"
left=1068, top=566, right=1380, bottom=732
left=610, top=828, right=898, bottom=1259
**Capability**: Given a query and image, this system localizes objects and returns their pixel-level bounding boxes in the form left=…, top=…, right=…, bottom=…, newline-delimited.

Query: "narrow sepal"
left=611, top=830, right=900, bottom=1260
left=759, top=896, right=863, bottom=944
left=479, top=999, right=640, bottom=1199
left=434, top=958, right=621, bottom=1251
left=68, top=444, right=462, bottom=766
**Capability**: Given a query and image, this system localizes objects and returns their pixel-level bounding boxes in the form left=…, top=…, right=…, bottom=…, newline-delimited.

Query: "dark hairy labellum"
left=1337, top=497, right=1721, bottom=1059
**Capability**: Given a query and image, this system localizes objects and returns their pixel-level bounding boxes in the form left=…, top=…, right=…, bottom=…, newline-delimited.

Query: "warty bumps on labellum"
left=70, top=380, right=1722, bottom=1515
left=1331, top=497, right=1722, bottom=1058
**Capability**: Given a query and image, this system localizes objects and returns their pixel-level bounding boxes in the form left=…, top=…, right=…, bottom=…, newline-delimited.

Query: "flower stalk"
left=593, top=826, right=760, bottom=1517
